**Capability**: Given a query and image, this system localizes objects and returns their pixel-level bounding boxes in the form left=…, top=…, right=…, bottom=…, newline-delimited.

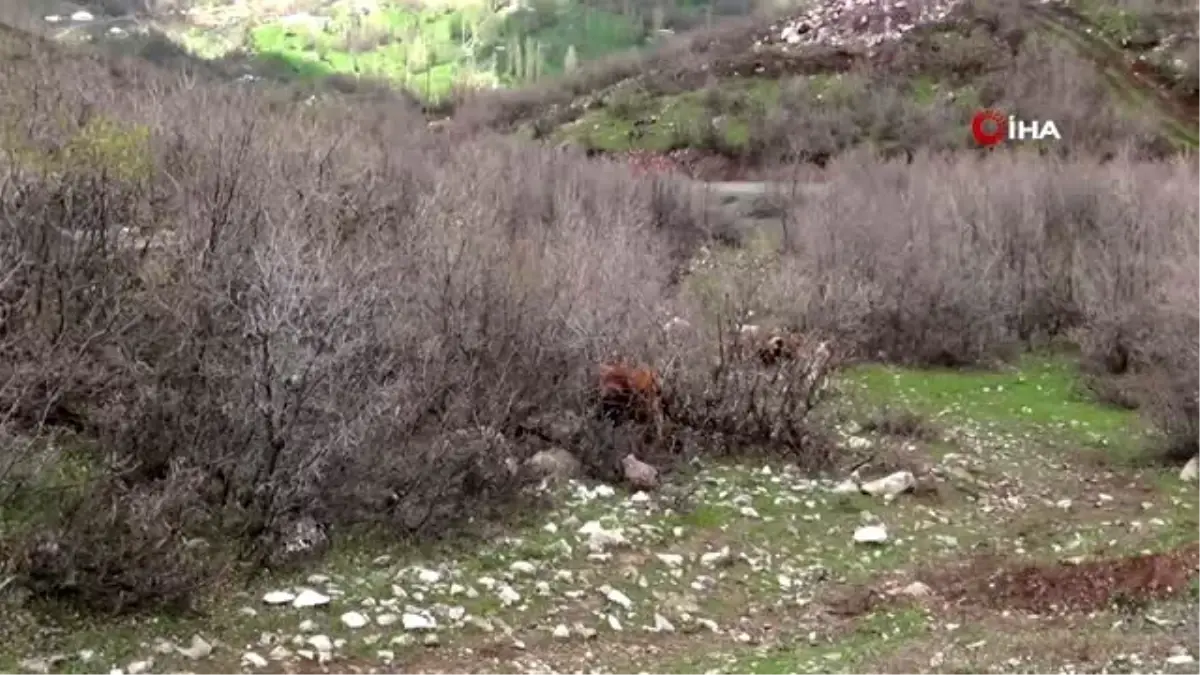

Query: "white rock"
left=416, top=568, right=442, bottom=584
left=831, top=479, right=860, bottom=494
left=306, top=635, right=333, bottom=654
left=1167, top=654, right=1195, bottom=665
left=509, top=561, right=536, bottom=575
left=18, top=658, right=54, bottom=674
left=340, top=611, right=369, bottom=629
left=606, top=614, right=623, bottom=631
left=602, top=586, right=633, bottom=610
left=177, top=635, right=213, bottom=659
left=268, top=646, right=293, bottom=660
left=70, top=10, right=94, bottom=21
left=292, top=589, right=330, bottom=608
left=552, top=624, right=571, bottom=639
left=579, top=520, right=627, bottom=552
left=44, top=15, right=62, bottom=23
left=853, top=524, right=889, bottom=544
left=262, top=590, right=296, bottom=605
left=898, top=581, right=932, bottom=598
left=497, top=584, right=522, bottom=606
left=652, top=614, right=676, bottom=633
left=1180, top=456, right=1198, bottom=482
left=298, top=619, right=318, bottom=633
left=700, top=547, right=731, bottom=567
left=241, top=652, right=269, bottom=669
left=845, top=436, right=872, bottom=450
left=126, top=660, right=153, bottom=675
left=376, top=613, right=399, bottom=627
left=402, top=612, right=437, bottom=631
left=655, top=553, right=684, bottom=567
left=423, top=633, right=440, bottom=647
left=860, top=471, right=916, bottom=497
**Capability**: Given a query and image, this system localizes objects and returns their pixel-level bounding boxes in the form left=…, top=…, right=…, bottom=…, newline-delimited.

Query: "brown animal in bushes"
left=597, top=362, right=665, bottom=443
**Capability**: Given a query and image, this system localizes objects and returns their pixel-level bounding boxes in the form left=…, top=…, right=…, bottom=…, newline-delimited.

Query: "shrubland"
left=0, top=18, right=1195, bottom=621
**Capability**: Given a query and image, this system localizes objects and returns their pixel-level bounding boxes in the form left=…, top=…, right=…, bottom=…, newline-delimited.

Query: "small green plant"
left=1, top=114, right=153, bottom=183
left=61, top=116, right=154, bottom=183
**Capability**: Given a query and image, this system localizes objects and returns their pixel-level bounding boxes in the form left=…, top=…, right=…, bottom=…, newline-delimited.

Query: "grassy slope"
left=164, top=0, right=659, bottom=99
left=3, top=354, right=1196, bottom=674
left=540, top=0, right=1199, bottom=156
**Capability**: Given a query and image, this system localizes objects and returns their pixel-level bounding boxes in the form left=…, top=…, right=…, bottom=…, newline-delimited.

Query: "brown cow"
left=597, top=362, right=665, bottom=443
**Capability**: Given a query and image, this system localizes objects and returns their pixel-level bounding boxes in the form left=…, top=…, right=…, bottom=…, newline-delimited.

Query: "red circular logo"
left=971, top=110, right=1007, bottom=147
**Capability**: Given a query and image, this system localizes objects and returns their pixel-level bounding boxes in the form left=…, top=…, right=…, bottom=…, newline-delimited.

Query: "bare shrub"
left=989, top=32, right=1167, bottom=157
left=661, top=323, right=839, bottom=471
left=754, top=149, right=1197, bottom=367
left=0, top=35, right=701, bottom=611
left=1149, top=262, right=1198, bottom=461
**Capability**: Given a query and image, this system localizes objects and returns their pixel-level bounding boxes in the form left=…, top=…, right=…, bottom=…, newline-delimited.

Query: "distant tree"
left=564, top=44, right=579, bottom=73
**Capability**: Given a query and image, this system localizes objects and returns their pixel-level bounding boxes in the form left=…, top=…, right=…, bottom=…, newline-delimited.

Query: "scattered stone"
left=340, top=611, right=369, bottom=629
left=298, top=619, right=318, bottom=633
left=831, top=479, right=860, bottom=494
left=579, top=520, right=628, bottom=552
left=656, top=553, right=684, bottom=567
left=1180, top=456, right=1198, bottom=482
left=376, top=613, right=399, bottom=627
left=306, top=635, right=333, bottom=656
left=700, top=547, right=732, bottom=567
left=652, top=613, right=676, bottom=633
left=498, top=584, right=522, bottom=606
left=860, top=471, right=916, bottom=497
left=126, top=660, right=153, bottom=675
left=423, top=633, right=441, bottom=647
left=402, top=612, right=437, bottom=631
left=1167, top=645, right=1195, bottom=664
left=552, top=624, right=571, bottom=640
left=70, top=10, right=94, bottom=21
left=176, top=635, right=213, bottom=660
left=898, top=581, right=932, bottom=598
left=292, top=589, right=331, bottom=608
left=601, top=585, right=633, bottom=610
left=262, top=590, right=297, bottom=605
left=853, top=524, right=889, bottom=544
left=241, top=652, right=269, bottom=669
left=510, top=561, right=537, bottom=575
left=18, top=657, right=60, bottom=674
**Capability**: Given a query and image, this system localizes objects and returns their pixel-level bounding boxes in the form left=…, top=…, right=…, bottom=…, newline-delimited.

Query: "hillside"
left=0, top=2, right=1196, bottom=675
left=1, top=0, right=756, bottom=99
left=446, top=0, right=1199, bottom=174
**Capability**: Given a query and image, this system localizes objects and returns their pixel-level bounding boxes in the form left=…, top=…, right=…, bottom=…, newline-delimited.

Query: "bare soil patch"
left=926, top=543, right=1200, bottom=614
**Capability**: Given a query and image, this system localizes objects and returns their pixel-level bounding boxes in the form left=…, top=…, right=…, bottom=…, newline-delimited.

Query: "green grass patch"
left=237, top=0, right=646, bottom=100
left=843, top=354, right=1146, bottom=455
left=557, top=76, right=789, bottom=152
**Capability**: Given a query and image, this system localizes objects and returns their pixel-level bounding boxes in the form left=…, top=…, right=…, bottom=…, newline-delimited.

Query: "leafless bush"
left=661, top=324, right=839, bottom=471
left=1118, top=260, right=1200, bottom=458
left=0, top=35, right=706, bottom=611
left=751, top=149, right=1197, bottom=367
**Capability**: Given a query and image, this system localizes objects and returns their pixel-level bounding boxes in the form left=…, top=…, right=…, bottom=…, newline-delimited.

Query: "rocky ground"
left=4, top=355, right=1197, bottom=674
